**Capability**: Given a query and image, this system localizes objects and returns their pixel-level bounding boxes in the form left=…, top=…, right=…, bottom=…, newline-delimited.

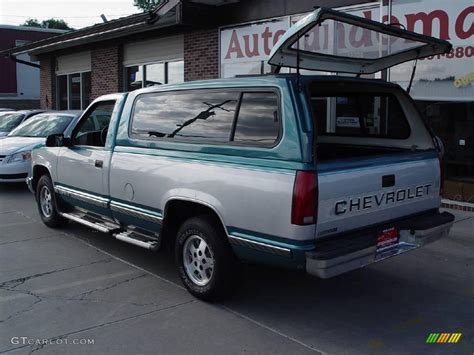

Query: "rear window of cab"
left=130, top=89, right=281, bottom=147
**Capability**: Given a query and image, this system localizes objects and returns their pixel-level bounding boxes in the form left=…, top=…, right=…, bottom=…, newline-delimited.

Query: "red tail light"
left=291, top=170, right=318, bottom=225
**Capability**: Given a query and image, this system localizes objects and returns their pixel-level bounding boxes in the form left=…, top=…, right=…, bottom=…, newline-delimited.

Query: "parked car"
left=0, top=108, right=14, bottom=112
left=0, top=111, right=80, bottom=182
left=28, top=8, right=455, bottom=301
left=0, top=110, right=46, bottom=137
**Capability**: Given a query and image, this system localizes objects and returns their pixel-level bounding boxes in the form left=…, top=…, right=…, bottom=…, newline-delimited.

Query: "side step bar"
left=114, top=231, right=159, bottom=251
left=60, top=212, right=121, bottom=233
left=60, top=210, right=160, bottom=251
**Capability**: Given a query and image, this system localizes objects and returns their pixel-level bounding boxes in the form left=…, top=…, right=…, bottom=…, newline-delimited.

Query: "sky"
left=0, top=0, right=141, bottom=29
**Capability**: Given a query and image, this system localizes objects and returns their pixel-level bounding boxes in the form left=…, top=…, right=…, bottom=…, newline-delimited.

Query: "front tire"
left=36, top=175, right=66, bottom=228
left=175, top=216, right=240, bottom=301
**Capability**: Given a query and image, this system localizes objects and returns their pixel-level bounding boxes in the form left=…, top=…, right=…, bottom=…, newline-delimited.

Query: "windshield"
left=0, top=113, right=25, bottom=132
left=9, top=114, right=74, bottom=137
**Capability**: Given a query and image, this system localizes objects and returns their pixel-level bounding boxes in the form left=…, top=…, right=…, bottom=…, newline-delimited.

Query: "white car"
left=0, top=111, right=80, bottom=182
left=0, top=110, right=45, bottom=138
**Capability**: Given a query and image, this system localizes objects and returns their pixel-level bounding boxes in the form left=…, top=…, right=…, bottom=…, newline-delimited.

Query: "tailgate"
left=316, top=151, right=441, bottom=238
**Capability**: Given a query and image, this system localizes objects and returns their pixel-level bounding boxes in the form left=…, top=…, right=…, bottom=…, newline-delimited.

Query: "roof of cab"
left=130, top=73, right=401, bottom=96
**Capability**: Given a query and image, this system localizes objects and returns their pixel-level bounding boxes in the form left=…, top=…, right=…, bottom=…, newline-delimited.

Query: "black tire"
left=36, top=175, right=66, bottom=228
left=175, top=215, right=240, bottom=301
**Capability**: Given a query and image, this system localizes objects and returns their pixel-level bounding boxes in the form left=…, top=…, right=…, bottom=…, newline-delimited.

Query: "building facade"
left=0, top=25, right=65, bottom=109
left=1, top=0, right=472, bottom=202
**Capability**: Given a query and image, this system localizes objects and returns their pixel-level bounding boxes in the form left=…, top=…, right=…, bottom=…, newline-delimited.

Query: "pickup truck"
left=28, top=8, right=455, bottom=301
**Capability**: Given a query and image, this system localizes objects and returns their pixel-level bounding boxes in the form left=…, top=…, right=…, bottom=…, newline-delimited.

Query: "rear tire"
left=36, top=175, right=66, bottom=228
left=175, top=215, right=240, bottom=301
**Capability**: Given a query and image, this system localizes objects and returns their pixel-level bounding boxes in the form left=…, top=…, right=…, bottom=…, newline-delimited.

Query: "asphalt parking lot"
left=0, top=183, right=473, bottom=355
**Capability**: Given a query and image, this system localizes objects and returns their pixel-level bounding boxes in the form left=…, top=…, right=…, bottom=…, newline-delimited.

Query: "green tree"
left=22, top=18, right=42, bottom=28
left=133, top=0, right=162, bottom=12
left=41, top=19, right=73, bottom=30
left=21, top=18, right=73, bottom=30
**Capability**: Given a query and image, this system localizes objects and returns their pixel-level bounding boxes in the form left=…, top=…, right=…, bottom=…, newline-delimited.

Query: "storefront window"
left=145, top=63, right=165, bottom=86
left=82, top=72, right=91, bottom=108
left=57, top=75, right=68, bottom=110
left=417, top=101, right=474, bottom=196
left=56, top=72, right=91, bottom=110
left=69, top=73, right=81, bottom=110
left=387, top=0, right=474, bottom=202
left=388, top=0, right=474, bottom=101
left=167, top=61, right=184, bottom=84
left=125, top=60, right=183, bottom=90
left=126, top=65, right=143, bottom=91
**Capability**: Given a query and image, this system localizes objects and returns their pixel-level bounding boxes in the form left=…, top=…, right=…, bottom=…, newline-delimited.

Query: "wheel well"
left=160, top=200, right=227, bottom=248
left=32, top=165, right=50, bottom=192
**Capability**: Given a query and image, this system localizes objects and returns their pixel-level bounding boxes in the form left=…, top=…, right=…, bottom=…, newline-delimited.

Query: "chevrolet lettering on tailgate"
left=335, top=184, right=433, bottom=215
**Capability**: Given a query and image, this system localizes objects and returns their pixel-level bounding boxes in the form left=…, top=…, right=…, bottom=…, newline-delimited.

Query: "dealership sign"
left=220, top=1, right=473, bottom=100
left=222, top=18, right=289, bottom=63
left=221, top=3, right=473, bottom=63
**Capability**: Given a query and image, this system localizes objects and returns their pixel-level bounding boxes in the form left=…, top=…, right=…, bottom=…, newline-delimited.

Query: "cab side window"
left=74, top=101, right=115, bottom=147
left=131, top=89, right=280, bottom=147
left=232, top=92, right=279, bottom=146
left=131, top=91, right=238, bottom=143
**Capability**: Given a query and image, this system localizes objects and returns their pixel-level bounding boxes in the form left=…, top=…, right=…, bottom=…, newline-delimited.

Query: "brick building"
left=0, top=0, right=472, bottom=202
left=0, top=25, right=65, bottom=109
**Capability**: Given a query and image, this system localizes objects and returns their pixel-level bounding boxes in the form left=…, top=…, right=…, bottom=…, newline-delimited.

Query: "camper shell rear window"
left=308, top=82, right=411, bottom=139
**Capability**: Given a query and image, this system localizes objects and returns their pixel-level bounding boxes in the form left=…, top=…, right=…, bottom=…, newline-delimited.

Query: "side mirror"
left=45, top=134, right=72, bottom=147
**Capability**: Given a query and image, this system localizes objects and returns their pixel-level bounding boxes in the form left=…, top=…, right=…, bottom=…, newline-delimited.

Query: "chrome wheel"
left=183, top=235, right=215, bottom=286
left=40, top=185, right=53, bottom=218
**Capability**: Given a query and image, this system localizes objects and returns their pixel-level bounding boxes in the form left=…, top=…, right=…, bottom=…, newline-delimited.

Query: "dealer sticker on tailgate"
left=376, top=227, right=399, bottom=251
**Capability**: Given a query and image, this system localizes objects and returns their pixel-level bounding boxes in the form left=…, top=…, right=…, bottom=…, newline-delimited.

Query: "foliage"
left=22, top=18, right=73, bottom=30
left=22, top=18, right=41, bottom=28
left=133, top=0, right=162, bottom=12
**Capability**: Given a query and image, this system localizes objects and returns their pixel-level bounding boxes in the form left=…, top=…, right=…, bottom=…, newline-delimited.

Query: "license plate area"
left=376, top=227, right=399, bottom=251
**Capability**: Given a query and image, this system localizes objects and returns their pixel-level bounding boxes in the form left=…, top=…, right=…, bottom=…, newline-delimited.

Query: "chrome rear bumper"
left=306, top=211, right=454, bottom=278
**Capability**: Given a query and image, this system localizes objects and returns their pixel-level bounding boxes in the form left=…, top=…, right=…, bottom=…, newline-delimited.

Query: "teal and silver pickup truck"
left=28, top=8, right=455, bottom=301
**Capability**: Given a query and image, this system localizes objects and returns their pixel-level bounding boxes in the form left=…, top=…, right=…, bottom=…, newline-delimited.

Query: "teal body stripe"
left=227, top=227, right=315, bottom=251
left=55, top=183, right=109, bottom=199
left=56, top=183, right=310, bottom=251
left=111, top=198, right=163, bottom=218
left=55, top=183, right=163, bottom=218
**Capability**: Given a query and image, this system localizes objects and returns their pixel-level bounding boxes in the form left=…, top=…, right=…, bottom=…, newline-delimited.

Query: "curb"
left=441, top=199, right=474, bottom=212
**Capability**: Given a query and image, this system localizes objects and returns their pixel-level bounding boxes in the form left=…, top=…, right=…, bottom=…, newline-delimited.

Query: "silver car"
left=0, top=111, right=80, bottom=182
left=0, top=110, right=46, bottom=138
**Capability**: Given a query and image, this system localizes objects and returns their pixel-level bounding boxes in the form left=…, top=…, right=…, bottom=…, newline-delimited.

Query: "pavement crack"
left=3, top=300, right=196, bottom=354
left=0, top=235, right=56, bottom=246
left=15, top=210, right=40, bottom=223
left=1, top=286, right=178, bottom=308
left=72, top=273, right=148, bottom=300
left=0, top=296, right=42, bottom=324
left=0, top=258, right=112, bottom=289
